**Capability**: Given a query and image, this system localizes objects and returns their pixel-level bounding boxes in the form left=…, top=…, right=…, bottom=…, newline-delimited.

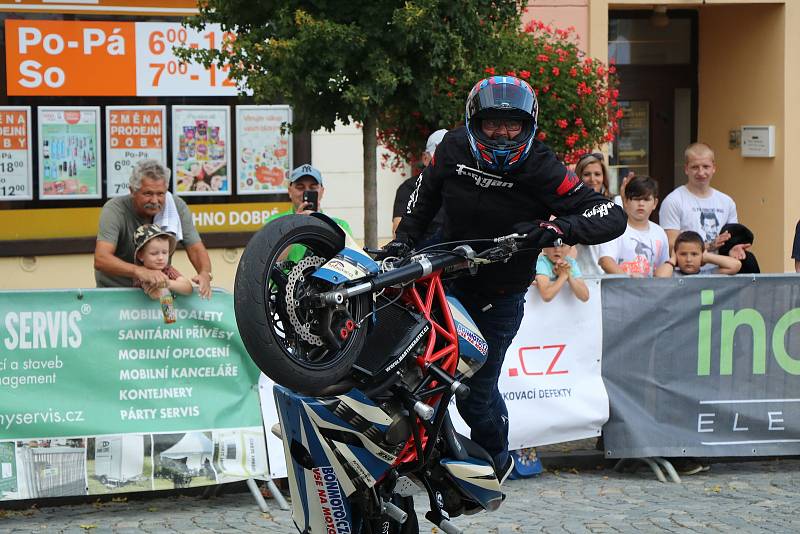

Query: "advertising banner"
left=0, top=289, right=268, bottom=501
left=0, top=202, right=290, bottom=242
left=5, top=20, right=238, bottom=97
left=105, top=106, right=167, bottom=197
left=37, top=107, right=101, bottom=200
left=0, top=107, right=32, bottom=201
left=450, top=282, right=608, bottom=449
left=236, top=106, right=292, bottom=195
left=135, top=23, right=240, bottom=96
left=602, top=276, right=800, bottom=458
left=172, top=106, right=231, bottom=196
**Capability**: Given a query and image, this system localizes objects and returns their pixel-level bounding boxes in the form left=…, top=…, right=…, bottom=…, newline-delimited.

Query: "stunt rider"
left=388, top=75, right=626, bottom=482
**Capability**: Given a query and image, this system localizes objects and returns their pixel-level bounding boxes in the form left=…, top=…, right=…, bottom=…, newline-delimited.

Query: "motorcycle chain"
left=285, top=255, right=326, bottom=347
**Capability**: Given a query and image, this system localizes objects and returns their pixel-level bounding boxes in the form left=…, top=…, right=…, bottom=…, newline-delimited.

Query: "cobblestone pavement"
left=2, top=459, right=799, bottom=533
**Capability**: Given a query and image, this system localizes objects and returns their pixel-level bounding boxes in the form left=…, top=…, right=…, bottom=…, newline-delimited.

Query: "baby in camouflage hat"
left=133, top=224, right=192, bottom=300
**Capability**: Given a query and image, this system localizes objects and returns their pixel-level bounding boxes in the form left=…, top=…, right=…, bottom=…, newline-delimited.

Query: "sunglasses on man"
left=482, top=119, right=523, bottom=133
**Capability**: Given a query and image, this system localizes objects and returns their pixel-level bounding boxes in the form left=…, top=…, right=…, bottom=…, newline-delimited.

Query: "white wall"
left=311, top=121, right=411, bottom=246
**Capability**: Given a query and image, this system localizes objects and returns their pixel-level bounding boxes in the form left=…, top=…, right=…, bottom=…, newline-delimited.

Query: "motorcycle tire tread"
left=234, top=215, right=369, bottom=394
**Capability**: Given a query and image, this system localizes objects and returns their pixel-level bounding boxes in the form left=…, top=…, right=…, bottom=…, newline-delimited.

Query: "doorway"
left=608, top=10, right=698, bottom=208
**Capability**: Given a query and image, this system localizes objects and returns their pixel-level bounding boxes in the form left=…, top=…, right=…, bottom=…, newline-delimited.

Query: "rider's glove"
left=374, top=238, right=413, bottom=261
left=513, top=220, right=568, bottom=249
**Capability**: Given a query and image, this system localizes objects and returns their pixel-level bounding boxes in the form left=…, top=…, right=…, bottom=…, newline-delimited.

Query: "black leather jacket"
left=395, top=126, right=627, bottom=294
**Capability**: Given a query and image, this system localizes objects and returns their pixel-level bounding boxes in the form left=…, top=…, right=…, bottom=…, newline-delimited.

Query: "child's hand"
left=728, top=243, right=750, bottom=260
left=707, top=231, right=731, bottom=252
left=135, top=265, right=169, bottom=288
left=619, top=171, right=635, bottom=199
left=554, top=261, right=571, bottom=278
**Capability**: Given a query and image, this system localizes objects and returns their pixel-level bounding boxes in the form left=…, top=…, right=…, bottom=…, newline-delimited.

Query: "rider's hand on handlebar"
left=512, top=220, right=567, bottom=249
left=374, top=238, right=413, bottom=261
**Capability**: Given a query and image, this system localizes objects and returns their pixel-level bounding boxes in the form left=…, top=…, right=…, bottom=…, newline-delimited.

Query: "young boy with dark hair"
left=598, top=176, right=668, bottom=277
left=655, top=230, right=741, bottom=277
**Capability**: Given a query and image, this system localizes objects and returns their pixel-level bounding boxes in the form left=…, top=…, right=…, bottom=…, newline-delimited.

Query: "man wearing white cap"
left=391, top=129, right=448, bottom=242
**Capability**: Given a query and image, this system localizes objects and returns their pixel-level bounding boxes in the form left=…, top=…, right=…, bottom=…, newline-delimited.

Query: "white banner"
left=258, top=374, right=289, bottom=479
left=135, top=23, right=241, bottom=96
left=450, top=281, right=608, bottom=449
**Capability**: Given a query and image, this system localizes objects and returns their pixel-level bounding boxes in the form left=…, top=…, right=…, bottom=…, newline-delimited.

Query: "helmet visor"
left=468, top=79, right=536, bottom=119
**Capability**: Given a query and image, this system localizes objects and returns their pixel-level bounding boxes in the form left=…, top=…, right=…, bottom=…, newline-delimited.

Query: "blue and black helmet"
left=465, top=76, right=538, bottom=173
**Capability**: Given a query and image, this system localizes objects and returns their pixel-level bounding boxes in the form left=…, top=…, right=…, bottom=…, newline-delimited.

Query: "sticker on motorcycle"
left=312, top=466, right=352, bottom=533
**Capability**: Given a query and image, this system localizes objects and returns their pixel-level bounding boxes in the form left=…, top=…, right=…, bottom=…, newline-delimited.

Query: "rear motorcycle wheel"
left=234, top=215, right=370, bottom=394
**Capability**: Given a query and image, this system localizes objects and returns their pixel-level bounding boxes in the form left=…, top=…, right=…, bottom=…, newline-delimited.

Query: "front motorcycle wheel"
left=234, top=215, right=370, bottom=394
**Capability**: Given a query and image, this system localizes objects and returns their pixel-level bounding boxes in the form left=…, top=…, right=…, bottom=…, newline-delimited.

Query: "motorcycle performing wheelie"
left=234, top=213, right=546, bottom=534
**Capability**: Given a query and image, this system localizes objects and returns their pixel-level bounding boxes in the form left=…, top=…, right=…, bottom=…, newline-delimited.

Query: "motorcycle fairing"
left=439, top=458, right=504, bottom=512
left=446, top=296, right=488, bottom=378
left=312, top=240, right=379, bottom=285
left=275, top=384, right=397, bottom=494
left=274, top=386, right=346, bottom=533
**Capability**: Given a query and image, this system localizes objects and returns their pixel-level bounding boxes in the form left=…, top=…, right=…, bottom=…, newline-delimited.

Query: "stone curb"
left=538, top=449, right=607, bottom=470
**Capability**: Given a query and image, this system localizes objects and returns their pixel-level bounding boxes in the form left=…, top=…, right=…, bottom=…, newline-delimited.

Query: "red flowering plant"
left=377, top=21, right=620, bottom=169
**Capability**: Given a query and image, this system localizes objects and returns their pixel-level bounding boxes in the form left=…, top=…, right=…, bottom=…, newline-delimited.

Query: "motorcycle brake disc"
left=285, top=255, right=326, bottom=346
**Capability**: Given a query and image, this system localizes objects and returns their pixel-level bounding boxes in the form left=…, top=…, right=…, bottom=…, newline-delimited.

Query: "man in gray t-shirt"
left=94, top=159, right=213, bottom=298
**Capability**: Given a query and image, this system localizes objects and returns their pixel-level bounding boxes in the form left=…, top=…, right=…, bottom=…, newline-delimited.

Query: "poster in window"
left=37, top=106, right=101, bottom=200
left=0, top=107, right=32, bottom=201
left=106, top=106, right=167, bottom=198
left=235, top=106, right=292, bottom=194
left=171, top=106, right=231, bottom=196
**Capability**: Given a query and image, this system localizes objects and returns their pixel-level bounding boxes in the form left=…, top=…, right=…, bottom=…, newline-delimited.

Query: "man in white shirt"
left=658, top=143, right=746, bottom=272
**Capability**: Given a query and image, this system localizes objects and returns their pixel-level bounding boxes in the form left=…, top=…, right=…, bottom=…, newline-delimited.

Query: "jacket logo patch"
left=556, top=170, right=579, bottom=196
left=583, top=201, right=615, bottom=218
left=455, top=164, right=514, bottom=189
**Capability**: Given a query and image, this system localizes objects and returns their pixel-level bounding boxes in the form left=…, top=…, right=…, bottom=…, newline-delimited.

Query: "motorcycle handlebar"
left=317, top=234, right=557, bottom=305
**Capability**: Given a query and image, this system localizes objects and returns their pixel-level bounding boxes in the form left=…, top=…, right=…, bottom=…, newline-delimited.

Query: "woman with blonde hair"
left=573, top=152, right=621, bottom=276
left=575, top=152, right=611, bottom=198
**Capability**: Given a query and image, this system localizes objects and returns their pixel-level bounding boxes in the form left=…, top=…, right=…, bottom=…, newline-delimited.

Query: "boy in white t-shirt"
left=598, top=175, right=669, bottom=277
left=658, top=143, right=742, bottom=272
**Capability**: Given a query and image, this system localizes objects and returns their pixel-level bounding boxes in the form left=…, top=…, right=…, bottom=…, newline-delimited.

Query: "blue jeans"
left=448, top=286, right=526, bottom=470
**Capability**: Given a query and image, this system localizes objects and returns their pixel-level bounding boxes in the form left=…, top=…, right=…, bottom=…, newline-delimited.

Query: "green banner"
left=0, top=289, right=263, bottom=440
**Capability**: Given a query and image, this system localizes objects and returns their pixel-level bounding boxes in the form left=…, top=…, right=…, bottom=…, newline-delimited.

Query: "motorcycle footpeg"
left=381, top=500, right=408, bottom=524
left=425, top=512, right=463, bottom=534
left=413, top=400, right=435, bottom=420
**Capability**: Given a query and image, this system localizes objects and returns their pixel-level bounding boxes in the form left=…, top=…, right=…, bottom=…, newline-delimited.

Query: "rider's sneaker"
left=496, top=456, right=514, bottom=485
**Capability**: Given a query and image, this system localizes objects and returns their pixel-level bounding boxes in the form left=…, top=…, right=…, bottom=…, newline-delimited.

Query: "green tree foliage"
left=379, top=21, right=621, bottom=169
left=179, top=0, right=523, bottom=247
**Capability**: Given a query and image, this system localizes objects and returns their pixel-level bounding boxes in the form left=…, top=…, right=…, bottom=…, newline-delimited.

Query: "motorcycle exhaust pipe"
left=381, top=500, right=408, bottom=524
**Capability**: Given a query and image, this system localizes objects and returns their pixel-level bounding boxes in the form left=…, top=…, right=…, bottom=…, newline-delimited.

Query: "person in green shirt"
left=264, top=164, right=353, bottom=263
